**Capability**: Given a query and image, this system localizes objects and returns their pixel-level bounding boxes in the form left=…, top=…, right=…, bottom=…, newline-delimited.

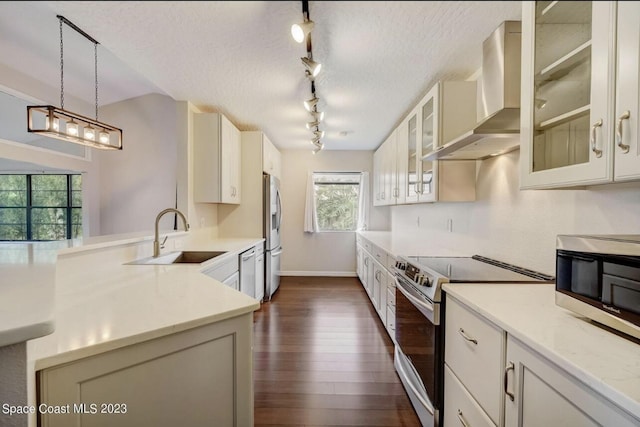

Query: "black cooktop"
left=406, top=255, right=554, bottom=283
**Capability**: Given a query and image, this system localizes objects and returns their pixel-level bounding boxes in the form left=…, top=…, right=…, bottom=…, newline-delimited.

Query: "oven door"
left=394, top=275, right=442, bottom=427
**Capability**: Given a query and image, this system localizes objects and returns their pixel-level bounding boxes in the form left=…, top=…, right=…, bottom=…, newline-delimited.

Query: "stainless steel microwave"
left=556, top=235, right=640, bottom=340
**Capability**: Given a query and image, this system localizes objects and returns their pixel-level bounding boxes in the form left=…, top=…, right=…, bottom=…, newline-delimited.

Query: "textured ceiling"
left=1, top=1, right=522, bottom=151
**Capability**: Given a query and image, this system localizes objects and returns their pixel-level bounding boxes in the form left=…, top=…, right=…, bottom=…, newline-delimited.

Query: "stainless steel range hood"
left=424, top=21, right=522, bottom=161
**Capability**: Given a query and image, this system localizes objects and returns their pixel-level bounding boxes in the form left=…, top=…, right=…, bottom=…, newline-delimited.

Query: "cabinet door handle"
left=458, top=328, right=478, bottom=345
left=504, top=361, right=515, bottom=402
left=457, top=409, right=470, bottom=427
left=590, top=119, right=603, bottom=158
left=616, top=110, right=631, bottom=153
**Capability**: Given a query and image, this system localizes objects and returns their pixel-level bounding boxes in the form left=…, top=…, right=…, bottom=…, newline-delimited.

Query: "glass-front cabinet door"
left=404, top=109, right=419, bottom=203
left=520, top=1, right=615, bottom=189
left=420, top=95, right=436, bottom=202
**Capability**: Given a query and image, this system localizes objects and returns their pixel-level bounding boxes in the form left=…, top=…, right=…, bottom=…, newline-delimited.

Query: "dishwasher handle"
left=241, top=250, right=255, bottom=261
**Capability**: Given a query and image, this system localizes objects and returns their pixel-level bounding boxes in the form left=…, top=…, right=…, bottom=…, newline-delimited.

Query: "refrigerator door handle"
left=276, top=188, right=282, bottom=231
left=271, top=248, right=283, bottom=256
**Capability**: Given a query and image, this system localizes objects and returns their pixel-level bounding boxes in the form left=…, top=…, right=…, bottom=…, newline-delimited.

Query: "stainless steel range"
left=393, top=255, right=553, bottom=427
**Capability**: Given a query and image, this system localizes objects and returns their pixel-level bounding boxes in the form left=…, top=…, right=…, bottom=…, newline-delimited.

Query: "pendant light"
left=27, top=15, right=123, bottom=150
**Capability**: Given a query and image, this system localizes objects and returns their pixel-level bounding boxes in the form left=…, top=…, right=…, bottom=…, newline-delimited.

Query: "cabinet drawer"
left=386, top=253, right=397, bottom=272
left=445, top=296, right=504, bottom=425
left=444, top=364, right=495, bottom=427
left=387, top=286, right=396, bottom=308
left=373, top=245, right=387, bottom=266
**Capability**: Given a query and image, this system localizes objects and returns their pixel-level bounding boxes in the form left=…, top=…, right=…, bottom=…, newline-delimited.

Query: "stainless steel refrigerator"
left=263, top=174, right=282, bottom=300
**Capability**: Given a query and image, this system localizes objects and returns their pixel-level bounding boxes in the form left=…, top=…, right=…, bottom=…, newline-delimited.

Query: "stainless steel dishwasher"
left=239, top=248, right=256, bottom=298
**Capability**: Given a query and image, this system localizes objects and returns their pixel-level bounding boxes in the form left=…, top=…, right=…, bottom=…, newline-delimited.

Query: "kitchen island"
left=2, top=231, right=262, bottom=427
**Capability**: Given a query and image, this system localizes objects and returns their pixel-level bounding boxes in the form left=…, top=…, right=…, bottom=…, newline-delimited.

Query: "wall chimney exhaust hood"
left=424, top=21, right=521, bottom=161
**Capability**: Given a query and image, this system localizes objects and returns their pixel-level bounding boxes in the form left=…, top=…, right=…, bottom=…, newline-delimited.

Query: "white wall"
left=97, top=94, right=179, bottom=235
left=391, top=151, right=640, bottom=275
left=280, top=149, right=389, bottom=275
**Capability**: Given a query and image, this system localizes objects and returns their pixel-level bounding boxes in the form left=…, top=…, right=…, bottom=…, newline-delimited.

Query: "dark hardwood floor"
left=253, top=276, right=421, bottom=427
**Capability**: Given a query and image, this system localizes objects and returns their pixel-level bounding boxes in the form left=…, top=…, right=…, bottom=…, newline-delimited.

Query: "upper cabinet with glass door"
left=396, top=81, right=476, bottom=204
left=520, top=1, right=617, bottom=188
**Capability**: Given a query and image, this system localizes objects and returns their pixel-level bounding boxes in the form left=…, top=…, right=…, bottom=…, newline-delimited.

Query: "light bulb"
left=99, top=130, right=110, bottom=144
left=85, top=126, right=96, bottom=141
left=291, top=20, right=314, bottom=43
left=67, top=120, right=79, bottom=136
left=45, top=116, right=60, bottom=131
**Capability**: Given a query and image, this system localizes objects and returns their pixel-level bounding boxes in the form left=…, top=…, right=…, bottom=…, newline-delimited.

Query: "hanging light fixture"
left=313, top=130, right=325, bottom=138
left=27, top=15, right=122, bottom=150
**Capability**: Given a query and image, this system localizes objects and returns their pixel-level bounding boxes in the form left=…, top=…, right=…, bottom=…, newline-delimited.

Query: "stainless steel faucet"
left=154, top=208, right=190, bottom=257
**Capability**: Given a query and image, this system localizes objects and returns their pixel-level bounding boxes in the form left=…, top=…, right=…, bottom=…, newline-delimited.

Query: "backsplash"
left=391, top=151, right=640, bottom=275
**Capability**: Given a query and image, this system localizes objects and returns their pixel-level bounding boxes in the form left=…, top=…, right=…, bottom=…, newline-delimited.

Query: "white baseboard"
left=280, top=271, right=357, bottom=277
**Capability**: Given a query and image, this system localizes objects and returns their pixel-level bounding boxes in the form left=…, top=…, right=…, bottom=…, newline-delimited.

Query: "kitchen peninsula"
left=1, top=230, right=262, bottom=427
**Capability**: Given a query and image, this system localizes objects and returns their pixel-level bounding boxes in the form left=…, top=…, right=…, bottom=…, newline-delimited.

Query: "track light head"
left=311, top=136, right=321, bottom=145
left=304, top=96, right=319, bottom=112
left=291, top=20, right=314, bottom=43
left=313, top=130, right=325, bottom=138
left=301, top=57, right=322, bottom=78
left=311, top=110, right=324, bottom=122
left=306, top=120, right=320, bottom=130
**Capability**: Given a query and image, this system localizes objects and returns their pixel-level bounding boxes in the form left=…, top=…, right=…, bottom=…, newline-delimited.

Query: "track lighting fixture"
left=291, top=20, right=314, bottom=43
left=301, top=57, right=321, bottom=78
left=294, top=0, right=327, bottom=154
left=27, top=15, right=122, bottom=150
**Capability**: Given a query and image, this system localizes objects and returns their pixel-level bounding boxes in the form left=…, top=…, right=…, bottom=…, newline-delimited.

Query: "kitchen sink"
left=126, top=251, right=228, bottom=265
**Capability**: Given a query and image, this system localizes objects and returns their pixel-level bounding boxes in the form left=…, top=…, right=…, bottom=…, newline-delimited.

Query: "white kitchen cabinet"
left=356, top=243, right=364, bottom=281
left=504, top=335, right=638, bottom=427
left=382, top=131, right=398, bottom=206
left=386, top=270, right=396, bottom=343
left=218, top=131, right=280, bottom=239
left=222, top=271, right=240, bottom=291
left=373, top=145, right=384, bottom=206
left=38, top=314, right=254, bottom=427
left=262, top=135, right=281, bottom=179
left=519, top=1, right=627, bottom=189
left=193, top=112, right=241, bottom=204
left=614, top=1, right=640, bottom=181
left=445, top=293, right=639, bottom=427
left=372, top=259, right=385, bottom=321
left=375, top=81, right=477, bottom=206
left=255, top=248, right=265, bottom=302
left=239, top=248, right=256, bottom=298
left=445, top=296, right=504, bottom=425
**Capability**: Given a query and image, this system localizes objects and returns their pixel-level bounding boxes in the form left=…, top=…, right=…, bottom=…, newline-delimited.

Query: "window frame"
left=0, top=173, right=82, bottom=241
left=312, top=172, right=362, bottom=233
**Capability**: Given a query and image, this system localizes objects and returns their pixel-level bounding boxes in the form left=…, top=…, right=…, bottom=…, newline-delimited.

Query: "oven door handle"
left=395, top=276, right=438, bottom=325
left=395, top=347, right=435, bottom=416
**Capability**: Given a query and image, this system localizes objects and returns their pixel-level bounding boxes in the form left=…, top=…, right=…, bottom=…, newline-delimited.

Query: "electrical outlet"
left=447, top=218, right=453, bottom=232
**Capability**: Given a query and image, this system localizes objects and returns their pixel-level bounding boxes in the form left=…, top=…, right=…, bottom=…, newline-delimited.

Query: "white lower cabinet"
left=255, top=247, right=265, bottom=302
left=444, top=365, right=495, bottom=427
left=356, top=236, right=397, bottom=342
left=445, top=297, right=504, bottom=425
left=222, top=271, right=239, bottom=291
left=38, top=314, right=254, bottom=427
left=505, top=336, right=638, bottom=427
left=445, top=294, right=640, bottom=427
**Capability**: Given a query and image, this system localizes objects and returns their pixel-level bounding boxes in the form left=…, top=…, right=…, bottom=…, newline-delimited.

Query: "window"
left=313, top=173, right=361, bottom=232
left=0, top=174, right=82, bottom=241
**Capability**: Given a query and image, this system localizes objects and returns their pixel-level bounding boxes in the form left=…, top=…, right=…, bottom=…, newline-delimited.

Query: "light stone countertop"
left=443, top=283, right=640, bottom=420
left=27, top=235, right=263, bottom=369
left=357, top=230, right=468, bottom=257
